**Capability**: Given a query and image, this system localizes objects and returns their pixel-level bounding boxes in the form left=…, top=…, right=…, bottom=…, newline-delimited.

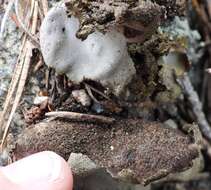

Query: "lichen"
left=156, top=49, right=190, bottom=103
left=159, top=16, right=202, bottom=65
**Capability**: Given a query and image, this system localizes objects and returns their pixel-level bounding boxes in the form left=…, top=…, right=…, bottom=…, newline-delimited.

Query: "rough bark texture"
left=14, top=119, right=198, bottom=185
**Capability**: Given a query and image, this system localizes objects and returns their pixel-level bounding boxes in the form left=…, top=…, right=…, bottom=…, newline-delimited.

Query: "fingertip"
left=1, top=151, right=73, bottom=190
left=0, top=170, right=20, bottom=190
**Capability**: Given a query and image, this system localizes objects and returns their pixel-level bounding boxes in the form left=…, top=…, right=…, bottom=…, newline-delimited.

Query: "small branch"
left=15, top=0, right=40, bottom=48
left=83, top=82, right=111, bottom=100
left=0, top=36, right=27, bottom=138
left=40, top=0, right=48, bottom=16
left=84, top=83, right=100, bottom=103
left=0, top=0, right=39, bottom=149
left=177, top=74, right=211, bottom=141
left=192, top=0, right=211, bottom=33
left=45, top=111, right=115, bottom=124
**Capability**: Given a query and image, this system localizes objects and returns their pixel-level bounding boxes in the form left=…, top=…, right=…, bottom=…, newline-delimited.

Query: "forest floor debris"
left=1, top=0, right=211, bottom=190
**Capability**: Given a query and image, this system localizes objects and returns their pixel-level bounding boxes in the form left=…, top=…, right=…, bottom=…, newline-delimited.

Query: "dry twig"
left=0, top=36, right=27, bottom=134
left=177, top=74, right=211, bottom=141
left=15, top=0, right=40, bottom=48
left=40, top=0, right=48, bottom=16
left=192, top=0, right=211, bottom=32
left=84, top=84, right=100, bottom=103
left=45, top=111, right=115, bottom=124
left=84, top=82, right=111, bottom=100
left=0, top=0, right=39, bottom=149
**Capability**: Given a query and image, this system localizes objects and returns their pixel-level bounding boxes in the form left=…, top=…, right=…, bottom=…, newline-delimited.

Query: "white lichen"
left=158, top=16, right=202, bottom=65
left=158, top=16, right=204, bottom=88
left=40, top=4, right=136, bottom=95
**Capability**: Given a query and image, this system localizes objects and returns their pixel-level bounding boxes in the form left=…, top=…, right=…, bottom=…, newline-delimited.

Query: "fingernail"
left=1, top=151, right=63, bottom=184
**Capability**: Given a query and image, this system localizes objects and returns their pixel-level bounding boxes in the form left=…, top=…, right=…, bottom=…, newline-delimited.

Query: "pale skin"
left=0, top=151, right=73, bottom=190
